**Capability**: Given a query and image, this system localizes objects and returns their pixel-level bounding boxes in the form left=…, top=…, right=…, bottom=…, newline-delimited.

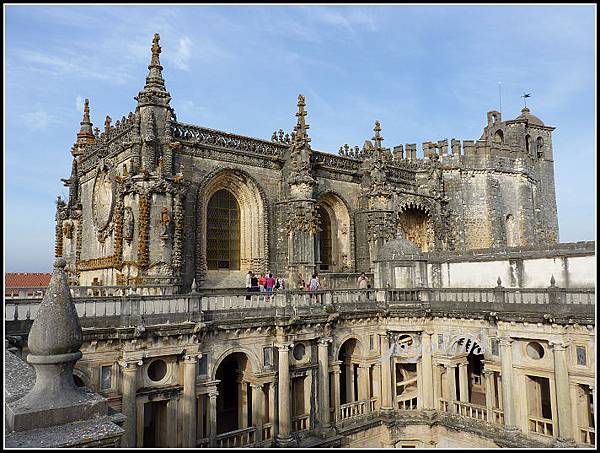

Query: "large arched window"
left=206, top=189, right=240, bottom=270
left=318, top=206, right=333, bottom=271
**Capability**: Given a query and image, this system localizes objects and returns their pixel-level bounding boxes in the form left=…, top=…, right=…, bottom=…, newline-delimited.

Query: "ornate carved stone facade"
left=56, top=34, right=560, bottom=291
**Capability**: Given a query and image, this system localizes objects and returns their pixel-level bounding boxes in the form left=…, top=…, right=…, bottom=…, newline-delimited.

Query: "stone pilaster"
left=251, top=383, right=265, bottom=444
left=421, top=331, right=434, bottom=409
left=447, top=364, right=458, bottom=413
left=331, top=361, right=342, bottom=425
left=207, top=385, right=219, bottom=447
left=499, top=337, right=516, bottom=427
left=380, top=334, right=394, bottom=412
left=550, top=340, right=574, bottom=440
left=458, top=362, right=469, bottom=402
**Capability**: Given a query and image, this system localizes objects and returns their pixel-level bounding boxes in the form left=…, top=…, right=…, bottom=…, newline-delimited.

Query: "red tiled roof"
left=5, top=273, right=52, bottom=288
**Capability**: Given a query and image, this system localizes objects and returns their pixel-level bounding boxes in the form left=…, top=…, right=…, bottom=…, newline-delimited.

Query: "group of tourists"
left=246, top=271, right=285, bottom=295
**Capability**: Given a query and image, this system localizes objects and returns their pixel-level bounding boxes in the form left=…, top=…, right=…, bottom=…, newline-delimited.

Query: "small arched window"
left=536, top=137, right=544, bottom=158
left=493, top=130, right=504, bottom=144
left=525, top=135, right=531, bottom=154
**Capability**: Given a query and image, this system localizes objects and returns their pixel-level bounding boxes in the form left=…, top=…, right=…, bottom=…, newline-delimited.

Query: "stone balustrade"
left=579, top=426, right=595, bottom=445
left=397, top=396, right=418, bottom=411
left=291, top=414, right=309, bottom=432
left=453, top=401, right=487, bottom=421
left=215, top=426, right=256, bottom=447
left=262, top=423, right=273, bottom=441
left=528, top=415, right=554, bottom=437
left=340, top=400, right=367, bottom=420
left=4, top=287, right=595, bottom=326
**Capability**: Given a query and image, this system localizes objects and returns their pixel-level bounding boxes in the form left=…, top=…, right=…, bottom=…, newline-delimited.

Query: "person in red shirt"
left=265, top=273, right=275, bottom=293
left=258, top=273, right=267, bottom=292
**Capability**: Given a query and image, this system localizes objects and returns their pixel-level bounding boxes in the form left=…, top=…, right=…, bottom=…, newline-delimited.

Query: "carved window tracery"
left=206, top=189, right=240, bottom=270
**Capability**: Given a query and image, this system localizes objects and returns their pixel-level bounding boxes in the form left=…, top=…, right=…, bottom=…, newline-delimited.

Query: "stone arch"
left=316, top=191, right=353, bottom=272
left=210, top=346, right=261, bottom=382
left=196, top=168, right=270, bottom=285
left=396, top=198, right=436, bottom=252
left=447, top=334, right=485, bottom=357
left=493, top=129, right=504, bottom=144
left=335, top=335, right=365, bottom=360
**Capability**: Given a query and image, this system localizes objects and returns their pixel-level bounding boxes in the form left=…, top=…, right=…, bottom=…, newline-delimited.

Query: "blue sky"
left=5, top=5, right=596, bottom=272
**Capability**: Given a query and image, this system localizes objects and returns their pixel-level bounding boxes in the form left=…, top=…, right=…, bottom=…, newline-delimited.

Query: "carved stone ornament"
left=62, top=219, right=74, bottom=239
left=123, top=207, right=134, bottom=243
left=92, top=165, right=115, bottom=232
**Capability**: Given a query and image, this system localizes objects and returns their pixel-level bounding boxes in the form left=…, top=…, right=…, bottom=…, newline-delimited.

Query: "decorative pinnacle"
left=104, top=115, right=112, bottom=134
left=550, top=274, right=556, bottom=287
left=293, top=94, right=310, bottom=146
left=373, top=120, right=384, bottom=151
left=73, top=98, right=95, bottom=156
left=150, top=33, right=161, bottom=67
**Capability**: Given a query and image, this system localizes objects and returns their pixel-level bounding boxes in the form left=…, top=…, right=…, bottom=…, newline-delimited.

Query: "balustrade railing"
left=291, top=414, right=309, bottom=432
left=5, top=286, right=594, bottom=324
left=340, top=400, right=367, bottom=420
left=397, top=396, right=418, bottom=411
left=579, top=426, right=595, bottom=445
left=454, top=401, right=487, bottom=421
left=491, top=408, right=504, bottom=425
left=262, top=423, right=273, bottom=441
left=439, top=399, right=449, bottom=412
left=215, top=427, right=256, bottom=447
left=369, top=398, right=378, bottom=412
left=528, top=416, right=554, bottom=437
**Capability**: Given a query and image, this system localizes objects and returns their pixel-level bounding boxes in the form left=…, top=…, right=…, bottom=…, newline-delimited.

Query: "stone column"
left=276, top=343, right=293, bottom=445
left=358, top=364, right=369, bottom=403
left=484, top=370, right=494, bottom=422
left=421, top=331, right=434, bottom=409
left=182, top=354, right=198, bottom=447
left=433, top=364, right=442, bottom=410
left=447, top=364, right=457, bottom=413
left=207, top=387, right=219, bottom=447
left=251, top=383, right=264, bottom=444
left=372, top=364, right=381, bottom=410
left=120, top=360, right=140, bottom=447
left=317, top=339, right=331, bottom=429
left=197, top=394, right=205, bottom=441
left=331, top=362, right=342, bottom=424
left=569, top=383, right=579, bottom=439
left=499, top=337, right=516, bottom=427
left=380, top=335, right=393, bottom=412
left=551, top=341, right=574, bottom=440
left=345, top=362, right=355, bottom=402
left=458, top=362, right=469, bottom=402
left=237, top=374, right=248, bottom=429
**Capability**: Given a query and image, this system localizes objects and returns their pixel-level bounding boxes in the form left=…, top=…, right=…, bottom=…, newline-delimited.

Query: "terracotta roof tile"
left=5, top=273, right=53, bottom=288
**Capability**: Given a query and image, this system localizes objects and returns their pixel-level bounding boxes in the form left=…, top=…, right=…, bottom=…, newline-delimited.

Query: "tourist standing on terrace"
left=357, top=272, right=369, bottom=289
left=265, top=273, right=275, bottom=293
left=258, top=273, right=267, bottom=292
left=245, top=271, right=253, bottom=300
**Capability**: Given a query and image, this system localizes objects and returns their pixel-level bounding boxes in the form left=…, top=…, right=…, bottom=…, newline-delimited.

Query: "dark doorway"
left=143, top=400, right=168, bottom=447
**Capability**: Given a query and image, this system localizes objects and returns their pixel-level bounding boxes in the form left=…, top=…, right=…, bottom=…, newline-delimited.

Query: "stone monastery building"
left=6, top=34, right=594, bottom=449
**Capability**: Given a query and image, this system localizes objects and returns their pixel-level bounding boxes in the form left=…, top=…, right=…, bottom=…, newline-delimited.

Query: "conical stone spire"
left=135, top=33, right=172, bottom=109
left=292, top=94, right=311, bottom=148
left=7, top=258, right=108, bottom=432
left=72, top=98, right=95, bottom=157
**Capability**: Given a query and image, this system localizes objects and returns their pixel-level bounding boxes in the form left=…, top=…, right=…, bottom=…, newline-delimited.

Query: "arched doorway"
left=397, top=205, right=435, bottom=252
left=206, top=189, right=240, bottom=270
left=316, top=193, right=352, bottom=272
left=215, top=352, right=254, bottom=435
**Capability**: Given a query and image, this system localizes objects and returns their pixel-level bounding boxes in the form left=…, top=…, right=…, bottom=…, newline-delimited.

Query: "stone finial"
left=139, top=32, right=167, bottom=94
left=550, top=274, right=556, bottom=287
left=104, top=115, right=112, bottom=135
left=72, top=98, right=95, bottom=157
left=292, top=94, right=311, bottom=146
left=191, top=278, right=198, bottom=293
left=151, top=33, right=161, bottom=65
left=497, top=276, right=502, bottom=287
left=373, top=120, right=384, bottom=151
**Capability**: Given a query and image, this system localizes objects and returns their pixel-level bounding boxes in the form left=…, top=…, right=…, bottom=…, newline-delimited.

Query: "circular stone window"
left=526, top=342, right=545, bottom=360
left=293, top=343, right=306, bottom=361
left=148, top=359, right=168, bottom=382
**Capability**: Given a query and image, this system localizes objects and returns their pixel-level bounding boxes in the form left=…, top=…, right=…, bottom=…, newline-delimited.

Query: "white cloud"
left=171, top=36, right=192, bottom=71
left=21, top=106, right=59, bottom=131
left=75, top=95, right=84, bottom=113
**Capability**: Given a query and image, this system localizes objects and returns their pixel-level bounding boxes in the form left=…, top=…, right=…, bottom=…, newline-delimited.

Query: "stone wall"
left=426, top=242, right=595, bottom=288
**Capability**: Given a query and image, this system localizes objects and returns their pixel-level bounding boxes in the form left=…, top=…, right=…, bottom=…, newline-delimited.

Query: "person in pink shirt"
left=265, top=273, right=275, bottom=293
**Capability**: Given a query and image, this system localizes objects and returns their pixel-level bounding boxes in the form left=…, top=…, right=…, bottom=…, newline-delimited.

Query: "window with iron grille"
left=206, top=189, right=240, bottom=270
